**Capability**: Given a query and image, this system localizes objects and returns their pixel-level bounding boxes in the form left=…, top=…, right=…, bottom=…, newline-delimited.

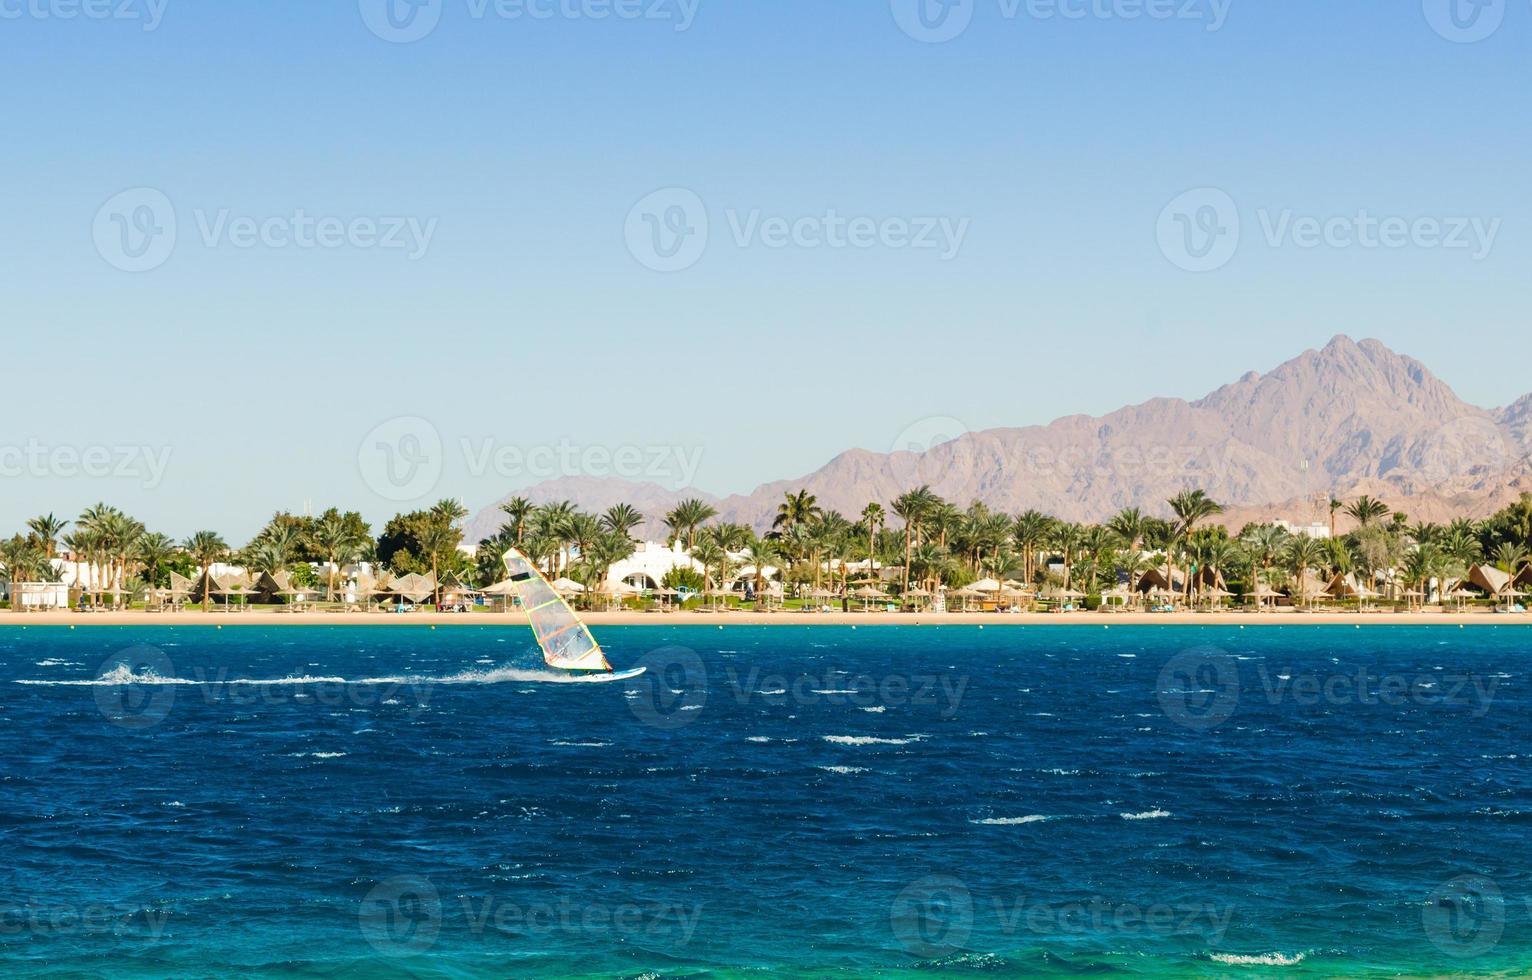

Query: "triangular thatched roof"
left=389, top=572, right=437, bottom=601
left=1468, top=564, right=1513, bottom=596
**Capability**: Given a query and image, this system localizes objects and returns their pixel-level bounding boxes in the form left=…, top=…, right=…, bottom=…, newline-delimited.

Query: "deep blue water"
left=3, top=624, right=1531, bottom=977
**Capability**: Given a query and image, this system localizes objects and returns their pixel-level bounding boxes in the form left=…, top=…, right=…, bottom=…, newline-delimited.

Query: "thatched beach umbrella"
left=1250, top=582, right=1281, bottom=611
left=851, top=584, right=886, bottom=610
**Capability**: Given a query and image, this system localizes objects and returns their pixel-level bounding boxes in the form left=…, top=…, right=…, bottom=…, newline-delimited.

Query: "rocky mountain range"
left=465, top=336, right=1532, bottom=542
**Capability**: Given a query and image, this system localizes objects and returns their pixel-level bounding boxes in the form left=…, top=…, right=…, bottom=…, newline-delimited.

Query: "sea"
left=2, top=623, right=1530, bottom=978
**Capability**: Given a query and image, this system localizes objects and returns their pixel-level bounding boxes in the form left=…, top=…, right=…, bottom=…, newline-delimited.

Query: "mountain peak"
left=467, top=337, right=1530, bottom=536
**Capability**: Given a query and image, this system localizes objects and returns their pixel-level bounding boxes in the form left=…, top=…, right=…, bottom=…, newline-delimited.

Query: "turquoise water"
left=3, top=624, right=1530, bottom=977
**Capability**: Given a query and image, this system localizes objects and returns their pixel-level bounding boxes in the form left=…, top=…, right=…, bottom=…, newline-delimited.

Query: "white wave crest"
left=15, top=665, right=622, bottom=688
left=1209, top=952, right=1305, bottom=966
left=1120, top=809, right=1171, bottom=821
left=972, top=815, right=1050, bottom=825
left=821, top=735, right=927, bottom=746
left=17, top=664, right=201, bottom=686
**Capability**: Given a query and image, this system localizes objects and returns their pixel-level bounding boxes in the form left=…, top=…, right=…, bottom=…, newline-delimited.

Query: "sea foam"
left=822, top=735, right=926, bottom=746
left=1209, top=952, right=1305, bottom=966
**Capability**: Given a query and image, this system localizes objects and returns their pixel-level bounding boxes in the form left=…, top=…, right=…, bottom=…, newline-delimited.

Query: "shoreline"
left=2, top=609, right=1528, bottom=626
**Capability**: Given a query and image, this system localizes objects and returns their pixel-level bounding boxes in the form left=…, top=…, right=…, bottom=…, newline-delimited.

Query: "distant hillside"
left=467, top=336, right=1532, bottom=537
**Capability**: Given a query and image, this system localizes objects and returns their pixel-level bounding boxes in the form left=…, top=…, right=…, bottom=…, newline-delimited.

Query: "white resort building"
left=1272, top=520, right=1331, bottom=539
left=605, top=541, right=783, bottom=593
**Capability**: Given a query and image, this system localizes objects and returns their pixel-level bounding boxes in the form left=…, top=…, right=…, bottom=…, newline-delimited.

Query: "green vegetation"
left=4, top=490, right=1532, bottom=612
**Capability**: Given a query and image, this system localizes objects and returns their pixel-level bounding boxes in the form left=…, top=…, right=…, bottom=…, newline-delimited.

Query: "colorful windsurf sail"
left=501, top=547, right=612, bottom=672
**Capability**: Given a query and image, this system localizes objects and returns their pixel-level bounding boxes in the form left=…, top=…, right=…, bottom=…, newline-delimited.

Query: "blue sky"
left=2, top=0, right=1528, bottom=539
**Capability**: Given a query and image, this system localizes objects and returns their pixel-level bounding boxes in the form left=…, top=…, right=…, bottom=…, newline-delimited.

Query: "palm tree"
left=184, top=530, right=229, bottom=610
left=499, top=496, right=534, bottom=545
left=924, top=500, right=961, bottom=552
left=1240, top=524, right=1289, bottom=590
left=600, top=503, right=644, bottom=541
left=585, top=535, right=634, bottom=588
left=312, top=513, right=362, bottom=599
left=1051, top=522, right=1084, bottom=589
left=1492, top=541, right=1528, bottom=576
left=1345, top=495, right=1390, bottom=529
left=246, top=539, right=290, bottom=576
left=133, top=532, right=175, bottom=590
left=772, top=489, right=822, bottom=535
left=1285, top=535, right=1327, bottom=608
left=1107, top=507, right=1146, bottom=558
left=665, top=498, right=718, bottom=551
left=99, top=510, right=143, bottom=607
left=1328, top=497, right=1344, bottom=538
left=431, top=498, right=469, bottom=526
left=417, top=519, right=458, bottom=607
left=61, top=530, right=98, bottom=600
left=692, top=539, right=726, bottom=596
left=1199, top=537, right=1240, bottom=604
left=1167, top=489, right=1224, bottom=602
left=908, top=541, right=950, bottom=593
left=26, top=514, right=67, bottom=559
left=533, top=500, right=577, bottom=574
left=1442, top=523, right=1483, bottom=570
left=1012, top=510, right=1052, bottom=586
left=892, top=486, right=935, bottom=596
left=0, top=536, right=50, bottom=591
left=1403, top=543, right=1444, bottom=606
left=1080, top=525, right=1115, bottom=592
left=566, top=512, right=603, bottom=565
left=859, top=502, right=885, bottom=582
left=743, top=536, right=779, bottom=600
left=705, top=524, right=748, bottom=596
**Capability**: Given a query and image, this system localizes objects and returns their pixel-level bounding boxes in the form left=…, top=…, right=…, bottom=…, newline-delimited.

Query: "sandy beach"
left=4, top=609, right=1528, bottom=627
